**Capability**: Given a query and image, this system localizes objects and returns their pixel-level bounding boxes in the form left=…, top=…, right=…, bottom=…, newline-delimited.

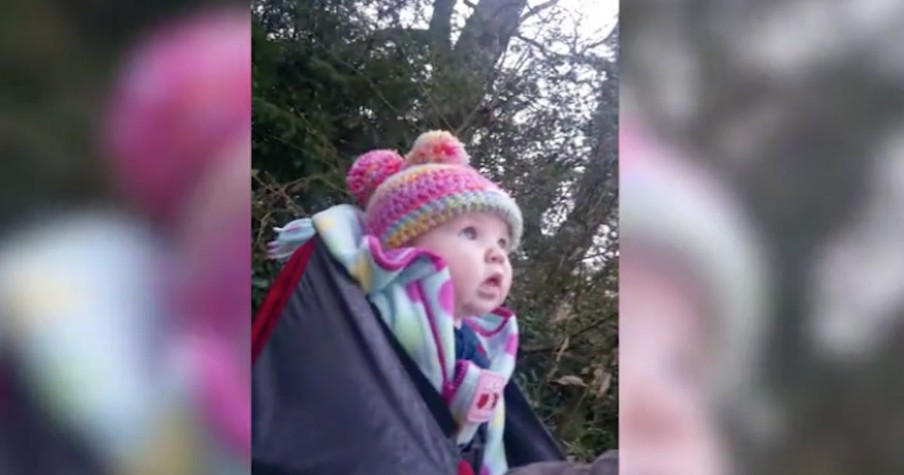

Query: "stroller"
left=252, top=235, right=566, bottom=475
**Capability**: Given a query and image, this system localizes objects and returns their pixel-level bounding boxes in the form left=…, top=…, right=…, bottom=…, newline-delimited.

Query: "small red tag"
left=466, top=370, right=505, bottom=423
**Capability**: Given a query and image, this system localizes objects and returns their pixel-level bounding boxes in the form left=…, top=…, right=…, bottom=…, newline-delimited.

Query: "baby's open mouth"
left=481, top=273, right=503, bottom=289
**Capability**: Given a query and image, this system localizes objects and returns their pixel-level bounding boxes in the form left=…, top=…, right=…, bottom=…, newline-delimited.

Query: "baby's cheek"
left=450, top=272, right=472, bottom=300
left=502, top=273, right=514, bottom=297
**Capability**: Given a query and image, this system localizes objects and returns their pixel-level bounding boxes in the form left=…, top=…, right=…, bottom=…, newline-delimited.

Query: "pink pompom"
left=346, top=149, right=405, bottom=206
left=405, top=130, right=470, bottom=166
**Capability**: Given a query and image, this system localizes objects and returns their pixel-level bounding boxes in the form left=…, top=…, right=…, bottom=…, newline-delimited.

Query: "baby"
left=618, top=119, right=770, bottom=475
left=351, top=131, right=521, bottom=471
left=346, top=132, right=521, bottom=372
left=270, top=130, right=524, bottom=475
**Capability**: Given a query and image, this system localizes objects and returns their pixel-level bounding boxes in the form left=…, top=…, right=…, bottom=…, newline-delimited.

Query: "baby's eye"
left=458, top=226, right=478, bottom=240
left=498, top=237, right=509, bottom=250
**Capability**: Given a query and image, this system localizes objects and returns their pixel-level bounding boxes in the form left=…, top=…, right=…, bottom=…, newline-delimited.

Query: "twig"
left=520, top=311, right=616, bottom=354
left=519, top=0, right=560, bottom=23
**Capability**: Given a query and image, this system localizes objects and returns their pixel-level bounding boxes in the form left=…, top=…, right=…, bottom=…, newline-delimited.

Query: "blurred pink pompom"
left=103, top=6, right=251, bottom=224
left=180, top=332, right=250, bottom=460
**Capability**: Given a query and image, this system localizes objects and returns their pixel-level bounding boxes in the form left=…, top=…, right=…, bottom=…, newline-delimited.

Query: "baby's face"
left=410, top=213, right=513, bottom=318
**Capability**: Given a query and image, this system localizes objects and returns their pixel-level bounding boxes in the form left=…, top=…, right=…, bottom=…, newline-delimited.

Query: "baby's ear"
left=346, top=149, right=405, bottom=206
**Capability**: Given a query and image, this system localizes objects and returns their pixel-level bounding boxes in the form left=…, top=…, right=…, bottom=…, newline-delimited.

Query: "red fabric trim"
left=458, top=459, right=476, bottom=475
left=252, top=239, right=316, bottom=363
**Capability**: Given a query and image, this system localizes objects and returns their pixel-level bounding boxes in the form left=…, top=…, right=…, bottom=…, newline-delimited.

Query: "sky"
left=383, top=0, right=618, bottom=48
left=457, top=0, right=617, bottom=51
left=538, top=0, right=618, bottom=48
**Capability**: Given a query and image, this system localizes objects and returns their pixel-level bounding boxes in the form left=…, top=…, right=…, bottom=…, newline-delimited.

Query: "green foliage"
left=252, top=0, right=619, bottom=460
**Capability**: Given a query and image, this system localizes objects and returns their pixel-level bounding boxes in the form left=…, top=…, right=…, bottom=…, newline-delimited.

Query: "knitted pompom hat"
left=346, top=130, right=523, bottom=250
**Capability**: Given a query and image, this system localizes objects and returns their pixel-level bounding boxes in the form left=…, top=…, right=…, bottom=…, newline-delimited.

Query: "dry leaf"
left=555, top=375, right=587, bottom=387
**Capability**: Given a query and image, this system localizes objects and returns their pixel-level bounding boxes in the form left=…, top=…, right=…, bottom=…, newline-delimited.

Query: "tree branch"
left=429, top=0, right=456, bottom=53
left=513, top=32, right=547, bottom=53
left=520, top=314, right=617, bottom=354
left=519, top=0, right=559, bottom=23
left=454, top=0, right=529, bottom=72
left=371, top=27, right=431, bottom=46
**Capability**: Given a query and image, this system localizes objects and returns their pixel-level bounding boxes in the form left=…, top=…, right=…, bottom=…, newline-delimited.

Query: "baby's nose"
left=486, top=246, right=505, bottom=263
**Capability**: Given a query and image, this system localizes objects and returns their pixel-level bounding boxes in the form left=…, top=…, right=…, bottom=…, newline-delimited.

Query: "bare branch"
left=519, top=0, right=560, bottom=23
left=513, top=32, right=547, bottom=52
left=521, top=313, right=617, bottom=354
left=371, top=27, right=431, bottom=46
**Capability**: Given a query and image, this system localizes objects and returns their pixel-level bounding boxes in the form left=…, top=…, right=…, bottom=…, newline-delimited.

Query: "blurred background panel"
left=1, top=0, right=206, bottom=223
left=622, top=1, right=904, bottom=475
left=0, top=1, right=250, bottom=474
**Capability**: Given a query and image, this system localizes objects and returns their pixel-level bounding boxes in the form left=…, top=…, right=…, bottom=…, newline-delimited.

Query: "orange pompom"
left=405, top=130, right=470, bottom=166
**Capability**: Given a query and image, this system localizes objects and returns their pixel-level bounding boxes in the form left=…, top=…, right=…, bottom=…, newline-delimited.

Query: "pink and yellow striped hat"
left=346, top=130, right=523, bottom=250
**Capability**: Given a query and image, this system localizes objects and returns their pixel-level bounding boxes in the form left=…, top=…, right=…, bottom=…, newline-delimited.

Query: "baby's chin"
left=459, top=299, right=506, bottom=318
